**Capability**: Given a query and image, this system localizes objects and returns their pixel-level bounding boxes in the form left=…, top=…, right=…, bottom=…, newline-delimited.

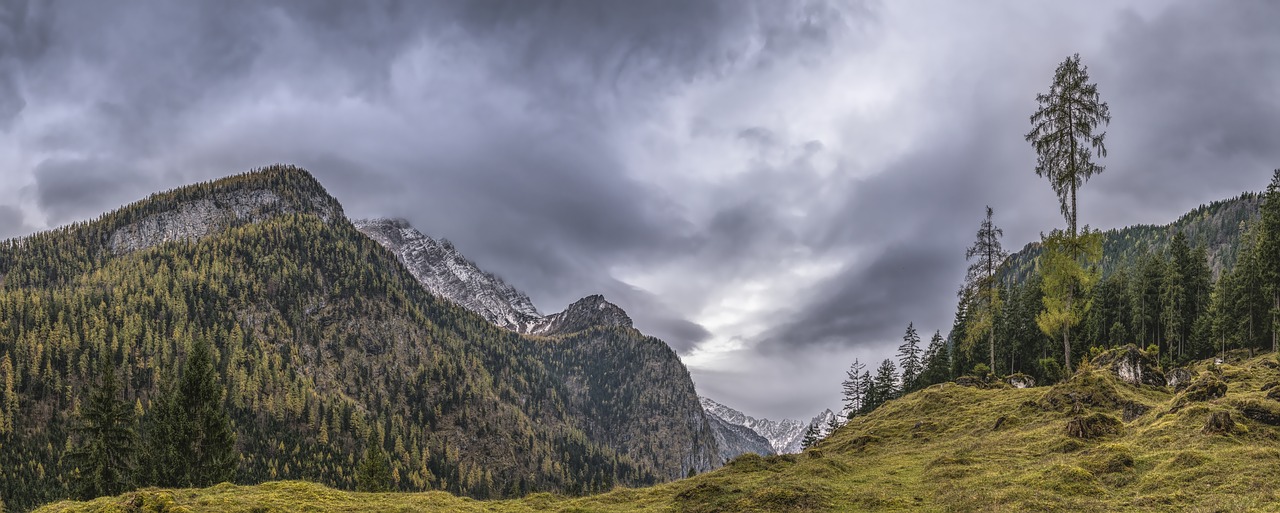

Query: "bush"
left=1038, top=358, right=1064, bottom=385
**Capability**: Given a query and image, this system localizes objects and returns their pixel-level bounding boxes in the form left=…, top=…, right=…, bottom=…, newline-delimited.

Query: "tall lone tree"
left=1025, top=54, right=1111, bottom=374
left=66, top=360, right=136, bottom=500
left=963, top=206, right=1009, bottom=372
left=897, top=323, right=922, bottom=390
left=142, top=338, right=237, bottom=487
left=356, top=430, right=394, bottom=492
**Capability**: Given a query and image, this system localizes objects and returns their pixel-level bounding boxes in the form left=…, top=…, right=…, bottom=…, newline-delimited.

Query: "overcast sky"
left=2, top=1, right=1279, bottom=420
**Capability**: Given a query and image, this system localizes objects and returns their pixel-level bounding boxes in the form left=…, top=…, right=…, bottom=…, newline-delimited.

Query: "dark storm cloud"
left=5, top=0, right=1277, bottom=420
left=1091, top=0, right=1280, bottom=220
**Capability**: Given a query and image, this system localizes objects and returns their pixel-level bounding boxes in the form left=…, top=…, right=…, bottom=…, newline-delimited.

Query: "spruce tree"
left=840, top=359, right=866, bottom=416
left=800, top=423, right=821, bottom=450
left=66, top=360, right=136, bottom=500
left=141, top=338, right=237, bottom=487
left=1259, top=170, right=1280, bottom=353
left=897, top=323, right=922, bottom=390
left=357, top=431, right=394, bottom=492
left=963, top=206, right=1009, bottom=371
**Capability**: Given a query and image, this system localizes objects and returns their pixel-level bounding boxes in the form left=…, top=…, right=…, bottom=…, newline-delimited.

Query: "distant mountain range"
left=699, top=396, right=841, bottom=455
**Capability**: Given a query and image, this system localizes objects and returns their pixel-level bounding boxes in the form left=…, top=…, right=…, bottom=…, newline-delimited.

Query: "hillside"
left=1001, top=192, right=1261, bottom=286
left=38, top=349, right=1280, bottom=512
left=0, top=166, right=716, bottom=511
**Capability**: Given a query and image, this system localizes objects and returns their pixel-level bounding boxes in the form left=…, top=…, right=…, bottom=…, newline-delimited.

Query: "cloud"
left=0, top=0, right=1276, bottom=421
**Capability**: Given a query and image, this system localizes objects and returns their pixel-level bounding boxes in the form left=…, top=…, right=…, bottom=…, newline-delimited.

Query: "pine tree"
left=357, top=431, right=393, bottom=492
left=963, top=207, right=1009, bottom=372
left=141, top=338, right=237, bottom=487
left=1025, top=53, right=1111, bottom=238
left=866, top=359, right=899, bottom=412
left=1259, top=170, right=1280, bottom=353
left=1026, top=53, right=1110, bottom=375
left=840, top=359, right=866, bottom=417
left=800, top=423, right=821, bottom=450
left=917, top=330, right=951, bottom=388
left=1161, top=233, right=1190, bottom=360
left=897, top=323, right=922, bottom=390
left=824, top=414, right=841, bottom=438
left=66, top=360, right=136, bottom=500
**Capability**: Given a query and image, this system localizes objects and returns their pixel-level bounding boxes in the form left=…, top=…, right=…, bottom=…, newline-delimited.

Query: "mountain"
left=1002, top=192, right=1262, bottom=286
left=700, top=397, right=816, bottom=455
left=704, top=412, right=775, bottom=463
left=0, top=166, right=716, bottom=511
left=355, top=219, right=633, bottom=337
left=47, top=349, right=1280, bottom=512
left=352, top=219, right=544, bottom=332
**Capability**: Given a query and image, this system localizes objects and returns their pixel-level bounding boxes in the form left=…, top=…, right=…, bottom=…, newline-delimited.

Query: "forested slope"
left=0, top=166, right=715, bottom=511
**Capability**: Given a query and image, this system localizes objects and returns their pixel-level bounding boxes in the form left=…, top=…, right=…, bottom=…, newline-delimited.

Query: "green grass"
left=37, top=353, right=1280, bottom=512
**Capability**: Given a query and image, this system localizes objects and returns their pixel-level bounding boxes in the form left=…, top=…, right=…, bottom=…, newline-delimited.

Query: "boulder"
left=1006, top=373, right=1036, bottom=389
left=1090, top=345, right=1165, bottom=387
left=1182, top=373, right=1227, bottom=402
left=1166, top=368, right=1194, bottom=390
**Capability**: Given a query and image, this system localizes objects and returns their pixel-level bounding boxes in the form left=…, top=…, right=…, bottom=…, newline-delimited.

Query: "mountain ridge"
left=0, top=165, right=717, bottom=510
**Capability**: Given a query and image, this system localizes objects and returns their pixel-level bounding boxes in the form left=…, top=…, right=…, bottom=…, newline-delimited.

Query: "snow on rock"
left=699, top=397, right=840, bottom=455
left=354, top=218, right=545, bottom=332
left=355, top=218, right=633, bottom=337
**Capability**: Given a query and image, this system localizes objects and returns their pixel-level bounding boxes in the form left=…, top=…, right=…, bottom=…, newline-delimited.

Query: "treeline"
left=829, top=52, right=1280, bottom=425
left=0, top=166, right=694, bottom=511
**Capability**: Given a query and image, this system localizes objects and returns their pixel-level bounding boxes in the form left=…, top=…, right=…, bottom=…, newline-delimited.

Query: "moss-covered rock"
left=1090, top=344, right=1165, bottom=387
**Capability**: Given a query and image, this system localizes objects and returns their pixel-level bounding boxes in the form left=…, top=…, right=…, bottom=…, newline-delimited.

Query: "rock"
left=1090, top=344, right=1165, bottom=387
left=1006, top=373, right=1036, bottom=389
left=1268, top=388, right=1280, bottom=402
left=1065, top=413, right=1122, bottom=439
left=1166, top=368, right=1194, bottom=390
left=1121, top=401, right=1151, bottom=422
left=110, top=188, right=339, bottom=253
left=1202, top=411, right=1235, bottom=435
left=1239, top=401, right=1280, bottom=426
left=955, top=376, right=987, bottom=388
left=527, top=294, right=633, bottom=336
left=1182, top=373, right=1227, bottom=402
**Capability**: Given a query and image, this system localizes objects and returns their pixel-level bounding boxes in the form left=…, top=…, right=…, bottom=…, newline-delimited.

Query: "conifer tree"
left=963, top=207, right=1008, bottom=371
left=66, top=360, right=136, bottom=500
left=866, top=359, right=899, bottom=412
left=840, top=359, right=866, bottom=417
left=1026, top=53, right=1110, bottom=374
left=142, top=338, right=237, bottom=487
left=800, top=423, right=821, bottom=450
left=357, top=431, right=393, bottom=492
left=1259, top=170, right=1280, bottom=353
left=824, top=414, right=841, bottom=437
left=897, top=323, right=922, bottom=390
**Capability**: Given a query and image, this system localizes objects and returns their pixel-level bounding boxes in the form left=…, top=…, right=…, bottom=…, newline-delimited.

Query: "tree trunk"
left=1064, top=291, right=1073, bottom=374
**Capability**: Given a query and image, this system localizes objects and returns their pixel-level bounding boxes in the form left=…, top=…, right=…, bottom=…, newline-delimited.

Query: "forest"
left=0, top=166, right=713, bottom=512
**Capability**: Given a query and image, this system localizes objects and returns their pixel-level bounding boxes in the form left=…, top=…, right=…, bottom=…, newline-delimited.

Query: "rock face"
left=706, top=413, right=776, bottom=463
left=356, top=219, right=632, bottom=337
left=110, top=189, right=340, bottom=253
left=356, top=217, right=717, bottom=477
left=1166, top=368, right=1194, bottom=390
left=1091, top=345, right=1165, bottom=387
left=527, top=294, right=633, bottom=336
left=699, top=397, right=839, bottom=455
left=354, top=218, right=544, bottom=331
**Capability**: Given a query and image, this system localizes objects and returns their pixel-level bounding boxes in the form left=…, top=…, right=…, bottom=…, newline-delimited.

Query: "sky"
left=2, top=0, right=1279, bottom=420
